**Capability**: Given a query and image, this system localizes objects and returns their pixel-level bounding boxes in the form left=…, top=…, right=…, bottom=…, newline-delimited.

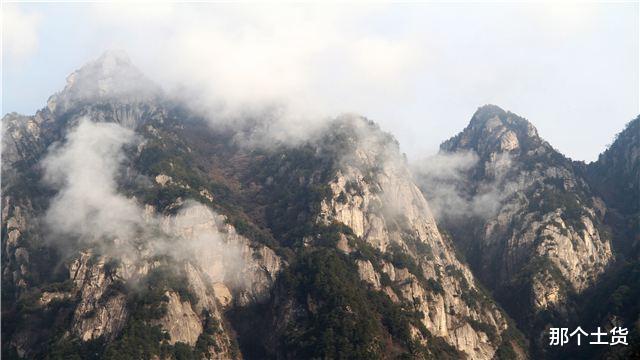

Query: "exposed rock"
left=39, top=291, right=69, bottom=305
left=316, top=117, right=517, bottom=359
left=213, top=283, right=233, bottom=307
left=531, top=271, right=562, bottom=311
left=46, top=51, right=161, bottom=121
left=336, top=233, right=351, bottom=253
left=356, top=259, right=381, bottom=289
left=155, top=174, right=173, bottom=186
left=200, top=188, right=214, bottom=202
left=423, top=105, right=614, bottom=347
left=69, top=252, right=130, bottom=341
left=154, top=291, right=203, bottom=346
left=161, top=202, right=282, bottom=304
left=500, top=130, right=520, bottom=151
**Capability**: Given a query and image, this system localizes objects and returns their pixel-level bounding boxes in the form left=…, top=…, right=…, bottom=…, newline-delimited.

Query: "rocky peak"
left=313, top=114, right=526, bottom=359
left=46, top=50, right=161, bottom=115
left=420, top=106, right=615, bottom=354
left=319, top=115, right=401, bottom=160
left=441, top=104, right=542, bottom=158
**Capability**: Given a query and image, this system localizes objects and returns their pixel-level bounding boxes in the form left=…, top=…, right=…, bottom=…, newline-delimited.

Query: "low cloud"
left=42, top=118, right=246, bottom=287
left=42, top=118, right=142, bottom=246
left=414, top=151, right=516, bottom=220
left=83, top=3, right=425, bottom=146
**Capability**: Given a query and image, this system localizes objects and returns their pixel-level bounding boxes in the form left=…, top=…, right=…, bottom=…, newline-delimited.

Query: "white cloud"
left=414, top=151, right=518, bottom=219
left=351, top=37, right=424, bottom=84
left=3, top=5, right=41, bottom=63
left=41, top=118, right=247, bottom=284
left=5, top=3, right=635, bottom=161
left=42, top=118, right=141, bottom=245
left=84, top=3, right=425, bottom=129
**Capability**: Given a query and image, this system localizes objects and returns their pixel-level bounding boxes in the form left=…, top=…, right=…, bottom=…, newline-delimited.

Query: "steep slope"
left=558, top=116, right=640, bottom=360
left=2, top=54, right=526, bottom=359
left=585, top=116, right=640, bottom=254
left=137, top=109, right=528, bottom=358
left=316, top=118, right=520, bottom=358
left=416, top=105, right=614, bottom=354
left=242, top=117, right=527, bottom=359
left=1, top=53, right=280, bottom=359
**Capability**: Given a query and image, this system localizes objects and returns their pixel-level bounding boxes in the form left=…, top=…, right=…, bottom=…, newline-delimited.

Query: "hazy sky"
left=3, top=2, right=638, bottom=162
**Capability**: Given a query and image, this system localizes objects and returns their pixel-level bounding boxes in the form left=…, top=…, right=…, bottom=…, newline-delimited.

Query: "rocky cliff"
left=315, top=118, right=520, bottom=359
left=219, top=116, right=527, bottom=359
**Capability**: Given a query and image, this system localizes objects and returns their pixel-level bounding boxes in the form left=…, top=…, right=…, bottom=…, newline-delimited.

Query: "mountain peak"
left=95, top=49, right=132, bottom=64
left=469, top=104, right=538, bottom=136
left=441, top=105, right=541, bottom=157
left=47, top=50, right=160, bottom=114
left=471, top=104, right=507, bottom=118
left=76, top=50, right=135, bottom=80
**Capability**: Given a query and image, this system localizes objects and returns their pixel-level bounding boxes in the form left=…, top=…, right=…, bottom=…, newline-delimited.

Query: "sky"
left=2, top=1, right=638, bottom=162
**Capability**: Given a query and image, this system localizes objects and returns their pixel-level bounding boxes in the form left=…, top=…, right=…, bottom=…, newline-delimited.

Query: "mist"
left=7, top=2, right=636, bottom=161
left=41, top=117, right=247, bottom=289
left=413, top=151, right=517, bottom=220
left=42, top=117, right=143, bottom=247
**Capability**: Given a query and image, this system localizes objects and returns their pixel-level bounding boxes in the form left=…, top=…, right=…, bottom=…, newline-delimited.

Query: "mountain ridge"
left=417, top=103, right=618, bottom=357
left=2, top=52, right=637, bottom=360
left=2, top=54, right=527, bottom=359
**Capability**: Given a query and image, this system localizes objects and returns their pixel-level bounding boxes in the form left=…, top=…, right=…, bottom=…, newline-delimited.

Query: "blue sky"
left=3, top=2, right=638, bottom=162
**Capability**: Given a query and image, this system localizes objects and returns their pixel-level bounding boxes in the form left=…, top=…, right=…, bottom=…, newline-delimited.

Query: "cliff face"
left=417, top=105, right=614, bottom=346
left=46, top=50, right=161, bottom=123
left=224, top=117, right=527, bottom=359
left=2, top=141, right=281, bottom=359
left=315, top=118, right=516, bottom=359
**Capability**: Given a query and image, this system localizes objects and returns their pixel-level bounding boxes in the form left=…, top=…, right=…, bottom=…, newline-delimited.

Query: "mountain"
left=585, top=116, right=640, bottom=255
left=564, top=117, right=640, bottom=360
left=415, top=105, right=614, bottom=356
left=1, top=53, right=527, bottom=359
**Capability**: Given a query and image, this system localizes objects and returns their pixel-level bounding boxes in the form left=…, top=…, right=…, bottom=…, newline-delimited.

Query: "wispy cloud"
left=4, top=2, right=636, bottom=161
left=414, top=151, right=517, bottom=220
left=82, top=3, right=426, bottom=142
left=41, top=118, right=247, bottom=289
left=42, top=118, right=142, bottom=246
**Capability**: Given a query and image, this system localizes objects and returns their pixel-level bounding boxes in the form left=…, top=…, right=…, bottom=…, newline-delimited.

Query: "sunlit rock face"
left=1, top=52, right=278, bottom=359
left=313, top=117, right=522, bottom=360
